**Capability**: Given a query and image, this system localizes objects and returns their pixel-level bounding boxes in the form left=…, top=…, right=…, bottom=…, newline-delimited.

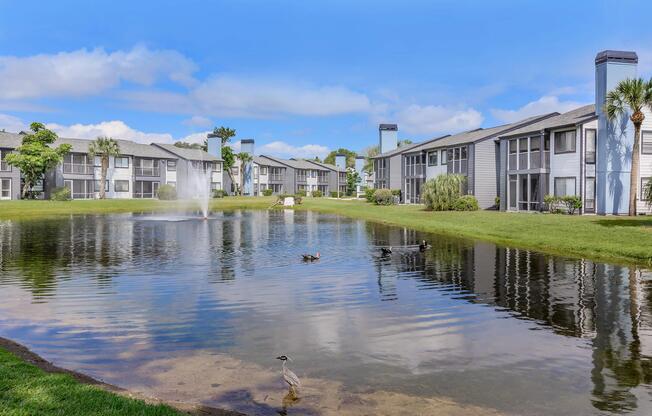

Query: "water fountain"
left=187, top=162, right=212, bottom=219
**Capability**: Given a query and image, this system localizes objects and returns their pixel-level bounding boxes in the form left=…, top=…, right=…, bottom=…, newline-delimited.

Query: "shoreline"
left=0, top=337, right=245, bottom=416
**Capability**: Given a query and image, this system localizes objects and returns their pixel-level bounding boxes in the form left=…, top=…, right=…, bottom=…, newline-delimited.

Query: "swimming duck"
left=302, top=252, right=320, bottom=261
left=419, top=240, right=430, bottom=251
left=381, top=247, right=392, bottom=255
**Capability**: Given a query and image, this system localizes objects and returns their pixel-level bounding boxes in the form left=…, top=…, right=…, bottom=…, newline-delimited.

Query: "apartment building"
left=0, top=131, right=223, bottom=200
left=152, top=143, right=223, bottom=198
left=401, top=113, right=556, bottom=208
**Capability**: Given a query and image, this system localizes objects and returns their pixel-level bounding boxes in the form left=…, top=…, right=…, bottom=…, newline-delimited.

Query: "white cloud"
left=258, top=140, right=329, bottom=159
left=182, top=116, right=212, bottom=128
left=0, top=113, right=26, bottom=132
left=46, top=120, right=176, bottom=144
left=390, top=104, right=484, bottom=135
left=491, top=95, right=586, bottom=123
left=123, top=76, right=372, bottom=118
left=0, top=45, right=197, bottom=100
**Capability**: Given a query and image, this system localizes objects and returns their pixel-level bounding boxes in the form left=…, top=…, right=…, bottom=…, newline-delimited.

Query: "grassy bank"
left=0, top=346, right=182, bottom=416
left=1, top=197, right=652, bottom=265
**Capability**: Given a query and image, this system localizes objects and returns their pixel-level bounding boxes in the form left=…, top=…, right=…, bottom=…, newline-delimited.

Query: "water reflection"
left=0, top=212, right=650, bottom=415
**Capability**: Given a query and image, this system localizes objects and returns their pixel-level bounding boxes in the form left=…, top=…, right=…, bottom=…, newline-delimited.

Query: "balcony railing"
left=135, top=167, right=160, bottom=177
left=270, top=174, right=284, bottom=182
left=63, top=163, right=94, bottom=175
left=0, top=161, right=9, bottom=171
left=133, top=191, right=156, bottom=199
left=296, top=175, right=307, bottom=183
left=318, top=175, right=329, bottom=184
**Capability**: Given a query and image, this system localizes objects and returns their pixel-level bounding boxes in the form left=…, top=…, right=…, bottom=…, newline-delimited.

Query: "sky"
left=1, top=0, right=652, bottom=159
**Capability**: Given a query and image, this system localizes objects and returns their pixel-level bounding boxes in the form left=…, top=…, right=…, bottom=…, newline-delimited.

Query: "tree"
left=174, top=141, right=203, bottom=150
left=88, top=136, right=120, bottom=199
left=210, top=126, right=237, bottom=194
left=398, top=139, right=413, bottom=147
left=236, top=152, right=253, bottom=195
left=5, top=122, right=71, bottom=199
left=324, top=148, right=357, bottom=168
left=345, top=167, right=360, bottom=196
left=362, top=145, right=379, bottom=173
left=605, top=78, right=652, bottom=215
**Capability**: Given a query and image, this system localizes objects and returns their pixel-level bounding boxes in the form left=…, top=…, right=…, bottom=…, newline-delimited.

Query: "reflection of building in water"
left=371, top=229, right=651, bottom=414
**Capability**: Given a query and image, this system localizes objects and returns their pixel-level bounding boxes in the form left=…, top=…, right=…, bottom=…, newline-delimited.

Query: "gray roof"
left=404, top=113, right=559, bottom=153
left=253, top=155, right=287, bottom=168
left=152, top=143, right=220, bottom=161
left=0, top=131, right=174, bottom=158
left=304, top=159, right=346, bottom=172
left=371, top=135, right=449, bottom=159
left=261, top=155, right=329, bottom=170
left=595, top=50, right=638, bottom=65
left=499, top=105, right=596, bottom=139
left=379, top=124, right=398, bottom=131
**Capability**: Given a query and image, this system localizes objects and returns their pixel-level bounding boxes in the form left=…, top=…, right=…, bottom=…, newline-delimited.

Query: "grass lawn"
left=1, top=196, right=652, bottom=266
left=0, top=347, right=182, bottom=416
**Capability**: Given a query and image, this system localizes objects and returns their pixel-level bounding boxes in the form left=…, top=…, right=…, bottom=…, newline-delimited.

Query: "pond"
left=0, top=210, right=651, bottom=415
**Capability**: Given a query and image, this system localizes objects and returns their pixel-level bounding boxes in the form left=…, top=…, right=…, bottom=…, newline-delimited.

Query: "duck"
left=418, top=240, right=431, bottom=251
left=302, top=252, right=320, bottom=261
left=380, top=247, right=392, bottom=255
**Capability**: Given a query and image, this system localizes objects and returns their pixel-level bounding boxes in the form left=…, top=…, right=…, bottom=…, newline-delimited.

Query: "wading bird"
left=301, top=252, right=320, bottom=261
left=276, top=355, right=301, bottom=395
left=381, top=247, right=392, bottom=255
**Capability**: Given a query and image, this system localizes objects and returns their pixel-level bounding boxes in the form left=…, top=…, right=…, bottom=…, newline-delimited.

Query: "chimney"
left=335, top=153, right=347, bottom=169
left=206, top=133, right=222, bottom=159
left=354, top=156, right=365, bottom=175
left=240, top=139, right=255, bottom=196
left=379, top=124, right=398, bottom=154
left=595, top=50, right=638, bottom=215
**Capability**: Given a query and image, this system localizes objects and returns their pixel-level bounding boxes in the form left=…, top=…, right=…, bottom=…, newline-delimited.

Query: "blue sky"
left=1, top=0, right=652, bottom=158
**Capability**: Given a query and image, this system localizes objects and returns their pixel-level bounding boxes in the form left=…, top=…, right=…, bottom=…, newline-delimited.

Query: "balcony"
left=296, top=175, right=307, bottom=183
left=270, top=174, right=284, bottom=182
left=63, top=163, right=94, bottom=175
left=318, top=175, right=329, bottom=184
left=0, top=161, right=9, bottom=171
left=135, top=167, right=160, bottom=177
left=376, top=168, right=388, bottom=179
left=405, top=164, right=425, bottom=177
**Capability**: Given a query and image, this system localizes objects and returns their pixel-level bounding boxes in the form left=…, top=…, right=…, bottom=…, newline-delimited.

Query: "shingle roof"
left=253, top=155, right=287, bottom=168
left=370, top=134, right=449, bottom=159
left=499, top=105, right=596, bottom=139
left=304, top=159, right=346, bottom=172
left=260, top=155, right=329, bottom=170
left=152, top=143, right=220, bottom=161
left=0, top=131, right=175, bottom=158
left=404, top=113, right=559, bottom=153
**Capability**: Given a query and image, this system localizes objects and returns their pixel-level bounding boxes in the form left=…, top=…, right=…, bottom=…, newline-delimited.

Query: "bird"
left=301, top=252, right=320, bottom=261
left=381, top=247, right=392, bottom=255
left=276, top=355, right=301, bottom=395
left=419, top=240, right=431, bottom=251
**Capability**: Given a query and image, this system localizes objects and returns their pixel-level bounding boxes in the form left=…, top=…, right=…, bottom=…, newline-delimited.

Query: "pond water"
left=0, top=211, right=651, bottom=415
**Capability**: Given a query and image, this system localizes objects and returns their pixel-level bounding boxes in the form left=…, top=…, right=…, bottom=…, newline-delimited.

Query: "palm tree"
left=605, top=78, right=652, bottom=216
left=209, top=126, right=237, bottom=193
left=236, top=152, right=253, bottom=195
left=88, top=136, right=120, bottom=199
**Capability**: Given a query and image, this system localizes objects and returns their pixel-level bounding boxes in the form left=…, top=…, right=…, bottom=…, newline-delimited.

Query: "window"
left=509, top=175, right=517, bottom=209
left=1, top=178, right=11, bottom=199
left=94, top=180, right=109, bottom=192
left=211, top=182, right=221, bottom=191
left=554, top=177, right=576, bottom=197
left=642, top=131, right=652, bottom=154
left=440, top=149, right=447, bottom=164
left=114, top=180, right=130, bottom=192
left=231, top=166, right=239, bottom=175
left=518, top=138, right=528, bottom=170
left=115, top=156, right=129, bottom=168
left=213, top=162, right=221, bottom=172
left=260, top=166, right=268, bottom=175
left=586, top=129, right=596, bottom=163
left=133, top=181, right=159, bottom=198
left=0, top=149, right=10, bottom=171
left=167, top=160, right=177, bottom=171
left=446, top=149, right=453, bottom=165
left=642, top=178, right=651, bottom=199
left=508, top=139, right=517, bottom=170
left=427, top=151, right=438, bottom=166
left=554, top=130, right=576, bottom=154
left=586, top=177, right=596, bottom=212
left=530, top=136, right=541, bottom=169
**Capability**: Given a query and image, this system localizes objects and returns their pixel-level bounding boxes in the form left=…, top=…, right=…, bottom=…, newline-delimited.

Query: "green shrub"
left=50, top=187, right=71, bottom=201
left=157, top=184, right=177, bottom=200
left=330, top=191, right=339, bottom=198
left=373, top=188, right=395, bottom=205
left=494, top=196, right=500, bottom=208
left=422, top=174, right=466, bottom=211
left=562, top=195, right=582, bottom=215
left=364, top=187, right=375, bottom=202
left=391, top=189, right=402, bottom=198
left=453, top=195, right=479, bottom=211
left=296, top=189, right=307, bottom=197
left=212, top=189, right=227, bottom=198
left=262, top=188, right=273, bottom=196
left=312, top=189, right=323, bottom=197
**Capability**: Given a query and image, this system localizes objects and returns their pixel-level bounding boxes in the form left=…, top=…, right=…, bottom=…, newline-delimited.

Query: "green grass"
left=0, top=348, right=182, bottom=416
left=2, top=196, right=652, bottom=265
